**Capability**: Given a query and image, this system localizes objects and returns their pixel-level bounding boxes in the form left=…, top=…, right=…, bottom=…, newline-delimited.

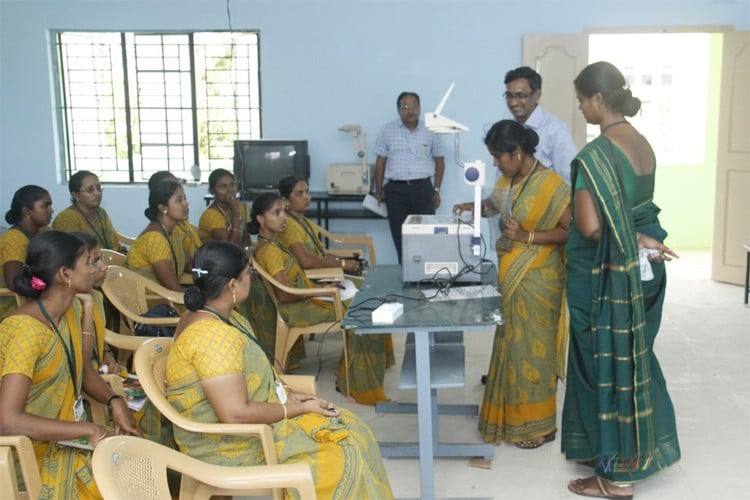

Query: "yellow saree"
left=165, top=314, right=393, bottom=499
left=479, top=169, right=570, bottom=443
left=0, top=307, right=101, bottom=499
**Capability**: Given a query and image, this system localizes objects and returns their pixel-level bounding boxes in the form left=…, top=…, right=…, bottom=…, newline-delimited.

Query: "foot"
left=568, top=476, right=633, bottom=499
left=514, top=431, right=555, bottom=449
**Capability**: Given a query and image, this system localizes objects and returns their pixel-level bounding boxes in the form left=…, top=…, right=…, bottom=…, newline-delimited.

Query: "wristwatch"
left=434, top=187, right=441, bottom=194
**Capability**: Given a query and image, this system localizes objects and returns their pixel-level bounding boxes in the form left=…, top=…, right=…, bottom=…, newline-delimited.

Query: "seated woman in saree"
left=148, top=171, right=202, bottom=259
left=562, top=61, right=680, bottom=499
left=453, top=120, right=570, bottom=450
left=124, top=180, right=191, bottom=292
left=249, top=192, right=389, bottom=406
left=1, top=185, right=53, bottom=321
left=52, top=170, right=126, bottom=252
left=0, top=231, right=139, bottom=499
left=277, top=175, right=360, bottom=274
left=198, top=168, right=251, bottom=246
left=165, top=240, right=394, bottom=499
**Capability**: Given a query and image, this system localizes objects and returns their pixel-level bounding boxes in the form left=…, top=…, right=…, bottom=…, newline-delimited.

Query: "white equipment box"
left=402, top=214, right=483, bottom=283
left=326, top=163, right=372, bottom=195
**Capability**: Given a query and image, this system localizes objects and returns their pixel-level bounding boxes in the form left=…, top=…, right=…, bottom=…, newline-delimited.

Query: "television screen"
left=233, top=140, right=309, bottom=199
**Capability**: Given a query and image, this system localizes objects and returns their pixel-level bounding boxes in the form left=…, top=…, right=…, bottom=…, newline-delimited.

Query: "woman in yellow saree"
left=125, top=181, right=190, bottom=292
left=0, top=231, right=137, bottom=499
left=454, top=120, right=570, bottom=448
left=166, top=241, right=393, bottom=499
left=1, top=185, right=53, bottom=320
left=250, top=193, right=390, bottom=406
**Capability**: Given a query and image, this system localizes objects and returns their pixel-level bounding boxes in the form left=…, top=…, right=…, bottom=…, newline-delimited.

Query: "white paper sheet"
left=363, top=194, right=388, bottom=218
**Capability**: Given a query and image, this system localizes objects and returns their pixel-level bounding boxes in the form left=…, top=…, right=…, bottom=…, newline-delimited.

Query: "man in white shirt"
left=504, top=66, right=576, bottom=185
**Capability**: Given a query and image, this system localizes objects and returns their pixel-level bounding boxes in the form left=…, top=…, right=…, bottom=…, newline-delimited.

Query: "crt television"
left=233, top=139, right=310, bottom=199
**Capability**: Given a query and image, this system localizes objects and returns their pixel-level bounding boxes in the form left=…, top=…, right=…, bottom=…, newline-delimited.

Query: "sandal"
left=568, top=476, right=633, bottom=499
left=514, top=431, right=556, bottom=449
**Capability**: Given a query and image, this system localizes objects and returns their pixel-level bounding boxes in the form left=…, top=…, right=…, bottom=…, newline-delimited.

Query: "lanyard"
left=36, top=299, right=81, bottom=397
left=75, top=206, right=111, bottom=249
left=157, top=222, right=179, bottom=276
left=257, top=235, right=298, bottom=262
left=502, top=159, right=540, bottom=218
left=199, top=306, right=278, bottom=380
left=290, top=213, right=325, bottom=255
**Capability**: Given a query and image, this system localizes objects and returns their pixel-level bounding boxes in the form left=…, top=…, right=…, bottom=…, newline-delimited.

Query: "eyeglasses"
left=78, top=184, right=103, bottom=194
left=91, top=257, right=106, bottom=269
left=503, top=91, right=534, bottom=101
left=399, top=104, right=419, bottom=110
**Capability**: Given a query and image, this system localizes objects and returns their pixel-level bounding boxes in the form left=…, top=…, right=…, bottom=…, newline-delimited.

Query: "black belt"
left=388, top=177, right=430, bottom=185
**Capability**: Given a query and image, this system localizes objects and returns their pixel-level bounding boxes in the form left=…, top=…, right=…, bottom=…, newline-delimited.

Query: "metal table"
left=342, top=265, right=503, bottom=499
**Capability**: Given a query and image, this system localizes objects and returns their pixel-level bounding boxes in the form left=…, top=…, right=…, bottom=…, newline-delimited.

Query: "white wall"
left=1, top=0, right=748, bottom=263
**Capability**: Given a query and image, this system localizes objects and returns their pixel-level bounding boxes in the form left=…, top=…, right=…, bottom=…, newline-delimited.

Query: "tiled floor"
left=295, top=251, right=749, bottom=499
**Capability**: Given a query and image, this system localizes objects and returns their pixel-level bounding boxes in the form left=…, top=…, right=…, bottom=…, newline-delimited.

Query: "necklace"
left=601, top=120, right=629, bottom=133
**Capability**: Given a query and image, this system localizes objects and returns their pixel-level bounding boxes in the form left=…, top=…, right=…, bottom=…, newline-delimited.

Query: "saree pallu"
left=255, top=242, right=388, bottom=405
left=0, top=308, right=101, bottom=499
left=52, top=206, right=120, bottom=250
left=478, top=169, right=569, bottom=443
left=561, top=136, right=680, bottom=483
left=166, top=314, right=393, bottom=500
left=124, top=230, right=186, bottom=284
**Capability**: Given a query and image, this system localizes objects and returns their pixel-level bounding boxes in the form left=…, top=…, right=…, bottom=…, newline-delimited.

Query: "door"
left=523, top=34, right=588, bottom=150
left=712, top=30, right=750, bottom=285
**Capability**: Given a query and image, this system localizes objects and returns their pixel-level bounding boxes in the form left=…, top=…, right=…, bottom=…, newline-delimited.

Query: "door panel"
left=523, top=34, right=588, bottom=150
left=712, top=31, right=750, bottom=285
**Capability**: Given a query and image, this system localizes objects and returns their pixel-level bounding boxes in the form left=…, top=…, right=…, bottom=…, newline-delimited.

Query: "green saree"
left=562, top=135, right=680, bottom=483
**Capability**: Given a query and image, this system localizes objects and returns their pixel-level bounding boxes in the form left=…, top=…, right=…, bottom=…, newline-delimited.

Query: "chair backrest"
left=0, top=287, right=23, bottom=308
left=101, top=248, right=127, bottom=266
left=308, top=220, right=377, bottom=265
left=117, top=232, right=136, bottom=246
left=0, top=435, right=41, bottom=500
left=100, top=266, right=183, bottom=333
left=92, top=435, right=316, bottom=500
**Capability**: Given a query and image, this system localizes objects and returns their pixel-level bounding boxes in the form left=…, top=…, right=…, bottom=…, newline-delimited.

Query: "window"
left=55, top=31, right=260, bottom=183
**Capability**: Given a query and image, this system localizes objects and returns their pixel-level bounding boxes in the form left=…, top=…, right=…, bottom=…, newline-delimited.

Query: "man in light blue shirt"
left=374, top=91, right=445, bottom=262
left=504, top=67, right=576, bottom=185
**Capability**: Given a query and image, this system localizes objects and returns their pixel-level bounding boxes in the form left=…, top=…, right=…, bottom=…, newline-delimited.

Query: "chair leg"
left=745, top=249, right=750, bottom=305
left=342, top=330, right=351, bottom=400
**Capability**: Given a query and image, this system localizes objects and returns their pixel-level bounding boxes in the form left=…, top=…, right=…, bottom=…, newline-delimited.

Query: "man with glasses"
left=504, top=66, right=576, bottom=184
left=374, top=91, right=446, bottom=263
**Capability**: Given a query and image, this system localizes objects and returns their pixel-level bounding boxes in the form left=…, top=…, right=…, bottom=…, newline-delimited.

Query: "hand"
left=287, top=391, right=321, bottom=404
left=452, top=202, right=473, bottom=216
left=109, top=397, right=142, bottom=436
left=75, top=293, right=94, bottom=309
left=433, top=191, right=441, bottom=210
left=375, top=190, right=383, bottom=204
left=226, top=193, right=241, bottom=215
left=637, top=233, right=679, bottom=262
left=102, top=351, right=120, bottom=376
left=502, top=215, right=525, bottom=241
left=343, top=259, right=360, bottom=274
left=300, top=398, right=341, bottom=417
left=89, top=424, right=112, bottom=447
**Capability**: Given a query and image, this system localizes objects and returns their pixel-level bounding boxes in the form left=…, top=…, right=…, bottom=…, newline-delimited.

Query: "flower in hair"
left=192, top=267, right=209, bottom=279
left=30, top=276, right=47, bottom=291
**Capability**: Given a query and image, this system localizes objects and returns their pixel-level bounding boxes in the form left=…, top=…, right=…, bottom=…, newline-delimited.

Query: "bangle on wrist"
left=281, top=403, right=287, bottom=420
left=106, top=394, right=123, bottom=407
left=527, top=231, right=535, bottom=245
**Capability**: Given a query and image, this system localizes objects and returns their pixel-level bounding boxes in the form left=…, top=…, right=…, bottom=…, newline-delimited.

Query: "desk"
left=308, top=191, right=381, bottom=229
left=342, top=265, right=502, bottom=500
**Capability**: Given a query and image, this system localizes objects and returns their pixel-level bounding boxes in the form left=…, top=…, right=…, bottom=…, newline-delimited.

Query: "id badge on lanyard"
left=73, top=395, right=85, bottom=422
left=275, top=379, right=288, bottom=405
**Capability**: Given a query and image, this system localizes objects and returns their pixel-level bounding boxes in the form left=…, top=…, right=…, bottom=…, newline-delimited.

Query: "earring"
left=163, top=209, right=168, bottom=214
left=66, top=278, right=71, bottom=288
left=516, top=154, right=522, bottom=161
left=232, top=288, right=237, bottom=306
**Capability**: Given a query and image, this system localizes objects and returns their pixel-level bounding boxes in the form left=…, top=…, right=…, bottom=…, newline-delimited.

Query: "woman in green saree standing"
left=563, top=61, right=680, bottom=499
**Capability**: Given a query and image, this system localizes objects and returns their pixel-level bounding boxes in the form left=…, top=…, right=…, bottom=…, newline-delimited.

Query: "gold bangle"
left=281, top=403, right=287, bottom=420
left=527, top=231, right=535, bottom=245
left=81, top=331, right=95, bottom=337
left=340, top=259, right=346, bottom=269
left=93, top=425, right=108, bottom=442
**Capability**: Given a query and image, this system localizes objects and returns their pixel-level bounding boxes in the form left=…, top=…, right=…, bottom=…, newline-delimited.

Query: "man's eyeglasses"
left=78, top=184, right=103, bottom=194
left=399, top=104, right=419, bottom=110
left=503, top=91, right=534, bottom=101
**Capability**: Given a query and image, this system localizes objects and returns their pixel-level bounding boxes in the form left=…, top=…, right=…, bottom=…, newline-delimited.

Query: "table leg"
left=414, top=329, right=435, bottom=499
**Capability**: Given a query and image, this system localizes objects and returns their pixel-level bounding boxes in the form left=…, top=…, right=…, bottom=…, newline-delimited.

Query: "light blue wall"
left=1, top=0, right=748, bottom=263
